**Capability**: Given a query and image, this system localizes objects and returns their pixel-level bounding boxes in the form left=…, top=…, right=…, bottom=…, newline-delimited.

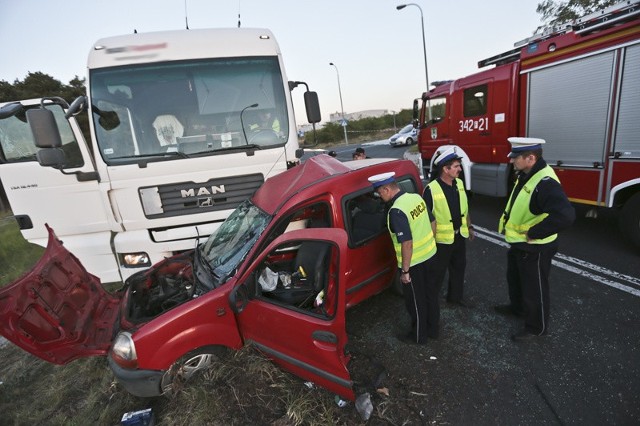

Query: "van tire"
left=620, top=192, right=640, bottom=248
left=161, top=345, right=228, bottom=396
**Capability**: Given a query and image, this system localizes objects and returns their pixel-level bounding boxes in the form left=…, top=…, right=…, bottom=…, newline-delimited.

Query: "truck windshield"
left=199, top=200, right=271, bottom=287
left=89, top=57, right=289, bottom=165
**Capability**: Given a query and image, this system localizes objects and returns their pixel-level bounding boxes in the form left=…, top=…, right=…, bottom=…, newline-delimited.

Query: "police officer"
left=424, top=147, right=474, bottom=307
left=368, top=172, right=438, bottom=344
left=496, top=137, right=575, bottom=341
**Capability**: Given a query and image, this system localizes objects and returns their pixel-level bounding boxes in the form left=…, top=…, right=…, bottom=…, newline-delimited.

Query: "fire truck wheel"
left=620, top=192, right=640, bottom=248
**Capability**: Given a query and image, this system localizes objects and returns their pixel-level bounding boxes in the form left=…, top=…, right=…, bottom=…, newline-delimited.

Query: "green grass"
left=0, top=213, right=45, bottom=287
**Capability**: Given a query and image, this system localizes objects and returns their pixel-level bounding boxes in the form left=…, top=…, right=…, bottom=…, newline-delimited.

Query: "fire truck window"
left=463, top=84, right=488, bottom=117
left=428, top=97, right=446, bottom=123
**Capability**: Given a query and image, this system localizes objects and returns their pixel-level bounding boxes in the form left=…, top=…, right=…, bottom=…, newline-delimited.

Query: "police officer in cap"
left=369, top=172, right=439, bottom=344
left=496, top=137, right=575, bottom=341
left=424, top=147, right=474, bottom=308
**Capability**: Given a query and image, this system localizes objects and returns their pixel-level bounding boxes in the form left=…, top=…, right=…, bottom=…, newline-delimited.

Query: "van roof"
left=252, top=154, right=414, bottom=214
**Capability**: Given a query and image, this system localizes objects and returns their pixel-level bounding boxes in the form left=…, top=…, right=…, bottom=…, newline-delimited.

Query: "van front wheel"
left=160, top=346, right=228, bottom=396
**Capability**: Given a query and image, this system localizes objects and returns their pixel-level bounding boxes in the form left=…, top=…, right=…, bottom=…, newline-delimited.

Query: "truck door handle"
left=479, top=131, right=490, bottom=136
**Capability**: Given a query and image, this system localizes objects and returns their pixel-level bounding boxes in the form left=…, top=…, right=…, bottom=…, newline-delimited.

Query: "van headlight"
left=111, top=332, right=138, bottom=369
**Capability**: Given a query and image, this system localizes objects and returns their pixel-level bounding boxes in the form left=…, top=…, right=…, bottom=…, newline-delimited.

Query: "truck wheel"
left=620, top=192, right=640, bottom=247
left=160, top=345, right=228, bottom=396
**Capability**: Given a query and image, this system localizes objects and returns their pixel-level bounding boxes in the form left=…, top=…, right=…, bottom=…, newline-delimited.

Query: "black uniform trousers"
left=506, top=246, right=556, bottom=335
left=433, top=233, right=467, bottom=303
left=404, top=256, right=440, bottom=343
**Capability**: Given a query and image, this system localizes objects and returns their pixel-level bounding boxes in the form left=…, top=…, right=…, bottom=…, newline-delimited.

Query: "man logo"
left=181, top=185, right=226, bottom=198
left=198, top=197, right=213, bottom=207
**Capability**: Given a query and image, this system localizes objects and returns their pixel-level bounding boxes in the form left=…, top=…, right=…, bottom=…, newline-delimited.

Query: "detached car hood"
left=0, top=225, right=121, bottom=364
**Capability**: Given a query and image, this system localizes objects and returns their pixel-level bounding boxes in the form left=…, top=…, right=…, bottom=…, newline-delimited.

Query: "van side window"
left=463, top=84, right=488, bottom=117
left=346, top=191, right=386, bottom=245
left=258, top=201, right=331, bottom=253
left=344, top=176, right=418, bottom=246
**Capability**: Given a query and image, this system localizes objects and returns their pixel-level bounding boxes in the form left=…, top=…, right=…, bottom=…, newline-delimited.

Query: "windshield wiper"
left=110, top=151, right=190, bottom=161
left=194, top=245, right=217, bottom=290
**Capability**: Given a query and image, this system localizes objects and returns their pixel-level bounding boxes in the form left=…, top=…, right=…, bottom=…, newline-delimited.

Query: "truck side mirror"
left=412, top=99, right=419, bottom=121
left=304, top=91, right=321, bottom=124
left=26, top=108, right=66, bottom=169
left=65, top=96, right=88, bottom=118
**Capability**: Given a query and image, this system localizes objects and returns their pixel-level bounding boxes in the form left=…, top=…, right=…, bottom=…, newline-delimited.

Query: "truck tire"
left=620, top=192, right=640, bottom=248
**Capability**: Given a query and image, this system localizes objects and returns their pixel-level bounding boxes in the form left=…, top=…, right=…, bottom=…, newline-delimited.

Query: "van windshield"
left=199, top=200, right=271, bottom=287
left=90, top=57, right=289, bottom=165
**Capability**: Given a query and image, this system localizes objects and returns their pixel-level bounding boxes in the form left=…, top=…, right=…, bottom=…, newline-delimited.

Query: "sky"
left=0, top=0, right=543, bottom=125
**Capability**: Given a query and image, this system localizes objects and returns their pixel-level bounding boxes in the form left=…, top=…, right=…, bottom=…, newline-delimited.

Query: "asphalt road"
left=338, top=140, right=640, bottom=424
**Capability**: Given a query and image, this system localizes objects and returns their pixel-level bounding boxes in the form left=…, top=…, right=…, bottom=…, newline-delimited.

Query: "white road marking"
left=473, top=225, right=640, bottom=297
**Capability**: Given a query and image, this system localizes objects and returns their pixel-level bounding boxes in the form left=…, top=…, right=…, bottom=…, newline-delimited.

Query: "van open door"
left=229, top=228, right=355, bottom=400
left=0, top=99, right=120, bottom=282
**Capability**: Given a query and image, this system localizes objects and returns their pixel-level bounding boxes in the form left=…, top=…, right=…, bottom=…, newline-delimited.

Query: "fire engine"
left=415, top=0, right=640, bottom=246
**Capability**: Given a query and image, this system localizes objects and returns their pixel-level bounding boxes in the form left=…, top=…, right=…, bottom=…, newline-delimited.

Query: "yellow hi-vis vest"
left=499, top=165, right=560, bottom=244
left=427, top=179, right=469, bottom=244
left=388, top=193, right=437, bottom=267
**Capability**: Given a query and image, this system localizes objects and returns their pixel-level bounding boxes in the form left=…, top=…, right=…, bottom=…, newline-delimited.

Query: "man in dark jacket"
left=496, top=137, right=575, bottom=341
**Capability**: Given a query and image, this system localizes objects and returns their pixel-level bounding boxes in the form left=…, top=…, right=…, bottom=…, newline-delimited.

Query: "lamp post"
left=396, top=3, right=431, bottom=121
left=391, top=110, right=397, bottom=131
left=329, top=62, right=349, bottom=145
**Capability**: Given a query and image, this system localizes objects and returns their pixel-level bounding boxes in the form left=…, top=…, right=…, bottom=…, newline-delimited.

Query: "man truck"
left=0, top=28, right=321, bottom=282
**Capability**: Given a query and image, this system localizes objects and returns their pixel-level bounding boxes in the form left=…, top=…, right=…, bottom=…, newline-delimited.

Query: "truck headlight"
left=111, top=332, right=138, bottom=369
left=120, top=252, right=151, bottom=267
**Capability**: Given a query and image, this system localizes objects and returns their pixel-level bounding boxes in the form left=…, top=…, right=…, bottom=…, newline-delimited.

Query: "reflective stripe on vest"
left=427, top=179, right=469, bottom=244
left=499, top=166, right=559, bottom=244
left=388, top=193, right=437, bottom=267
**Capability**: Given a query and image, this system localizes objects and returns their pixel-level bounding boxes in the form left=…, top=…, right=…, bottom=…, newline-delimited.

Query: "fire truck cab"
left=416, top=0, right=640, bottom=246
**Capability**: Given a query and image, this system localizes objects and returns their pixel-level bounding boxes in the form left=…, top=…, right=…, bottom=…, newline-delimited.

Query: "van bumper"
left=108, top=354, right=165, bottom=397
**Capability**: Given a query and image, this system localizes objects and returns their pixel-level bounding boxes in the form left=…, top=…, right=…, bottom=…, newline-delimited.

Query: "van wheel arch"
left=160, top=345, right=229, bottom=396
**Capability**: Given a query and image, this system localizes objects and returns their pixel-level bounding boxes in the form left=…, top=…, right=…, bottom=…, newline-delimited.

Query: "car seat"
left=270, top=219, right=330, bottom=306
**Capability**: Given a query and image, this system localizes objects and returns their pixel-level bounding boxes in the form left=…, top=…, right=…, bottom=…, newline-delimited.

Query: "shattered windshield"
left=89, top=57, right=289, bottom=165
left=200, top=200, right=271, bottom=287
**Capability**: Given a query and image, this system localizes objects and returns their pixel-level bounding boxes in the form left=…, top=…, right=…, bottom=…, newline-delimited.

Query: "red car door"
left=230, top=228, right=354, bottom=400
left=0, top=225, right=122, bottom=364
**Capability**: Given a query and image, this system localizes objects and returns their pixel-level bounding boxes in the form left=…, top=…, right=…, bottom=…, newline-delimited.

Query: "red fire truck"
left=415, top=0, right=640, bottom=246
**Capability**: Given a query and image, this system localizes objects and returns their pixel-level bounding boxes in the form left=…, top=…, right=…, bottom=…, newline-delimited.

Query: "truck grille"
left=141, top=173, right=264, bottom=219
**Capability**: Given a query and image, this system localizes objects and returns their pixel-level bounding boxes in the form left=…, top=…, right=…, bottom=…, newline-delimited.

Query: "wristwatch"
left=401, top=270, right=410, bottom=274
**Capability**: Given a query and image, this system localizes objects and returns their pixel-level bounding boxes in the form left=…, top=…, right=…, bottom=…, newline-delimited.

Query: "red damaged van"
left=0, top=155, right=422, bottom=401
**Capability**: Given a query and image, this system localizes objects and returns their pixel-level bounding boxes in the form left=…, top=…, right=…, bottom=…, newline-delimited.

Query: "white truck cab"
left=0, top=28, right=321, bottom=282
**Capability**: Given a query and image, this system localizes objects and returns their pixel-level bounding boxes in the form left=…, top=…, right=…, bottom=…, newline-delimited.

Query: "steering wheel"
left=248, top=129, right=280, bottom=144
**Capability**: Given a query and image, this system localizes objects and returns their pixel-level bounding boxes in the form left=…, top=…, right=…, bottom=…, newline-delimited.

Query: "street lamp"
left=329, top=62, right=349, bottom=145
left=396, top=3, right=431, bottom=121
